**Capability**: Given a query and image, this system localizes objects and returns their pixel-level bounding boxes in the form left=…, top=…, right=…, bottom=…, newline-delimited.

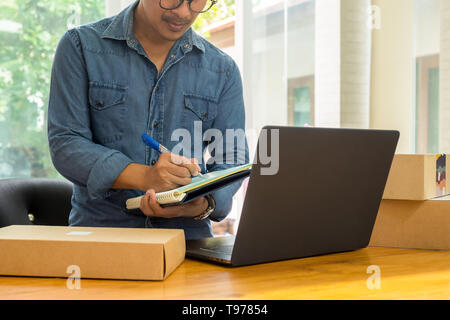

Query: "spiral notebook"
left=126, top=164, right=252, bottom=210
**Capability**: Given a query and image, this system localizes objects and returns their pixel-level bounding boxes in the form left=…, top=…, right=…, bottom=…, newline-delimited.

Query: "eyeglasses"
left=159, top=0, right=218, bottom=13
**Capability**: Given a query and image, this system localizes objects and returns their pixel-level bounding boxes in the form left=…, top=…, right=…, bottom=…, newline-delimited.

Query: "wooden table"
left=1, top=247, right=449, bottom=300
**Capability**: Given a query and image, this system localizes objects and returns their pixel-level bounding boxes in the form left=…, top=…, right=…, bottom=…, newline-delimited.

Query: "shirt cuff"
left=86, top=150, right=134, bottom=200
left=209, top=182, right=240, bottom=222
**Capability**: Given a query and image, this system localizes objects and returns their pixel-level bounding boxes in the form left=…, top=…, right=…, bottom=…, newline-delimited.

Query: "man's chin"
left=160, top=28, right=189, bottom=42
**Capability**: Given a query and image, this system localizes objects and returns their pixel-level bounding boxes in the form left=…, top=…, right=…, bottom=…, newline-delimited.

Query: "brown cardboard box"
left=0, top=225, right=185, bottom=280
left=383, top=154, right=447, bottom=200
left=369, top=196, right=450, bottom=250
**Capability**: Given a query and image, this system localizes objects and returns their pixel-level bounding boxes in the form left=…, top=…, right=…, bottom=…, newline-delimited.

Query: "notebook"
left=126, top=163, right=252, bottom=210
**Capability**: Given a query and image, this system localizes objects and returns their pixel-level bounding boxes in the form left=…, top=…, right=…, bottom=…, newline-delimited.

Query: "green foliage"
left=0, top=0, right=233, bottom=179
left=0, top=0, right=103, bottom=178
left=193, top=0, right=235, bottom=37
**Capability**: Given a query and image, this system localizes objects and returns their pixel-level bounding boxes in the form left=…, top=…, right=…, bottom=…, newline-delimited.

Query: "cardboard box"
left=369, top=196, right=450, bottom=250
left=383, top=154, right=447, bottom=200
left=0, top=225, right=185, bottom=280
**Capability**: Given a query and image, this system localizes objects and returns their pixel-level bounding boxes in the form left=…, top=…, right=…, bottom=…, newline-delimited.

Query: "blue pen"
left=141, top=133, right=203, bottom=176
left=142, top=133, right=170, bottom=153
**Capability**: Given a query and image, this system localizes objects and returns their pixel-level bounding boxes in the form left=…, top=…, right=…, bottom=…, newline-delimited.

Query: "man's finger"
left=181, top=162, right=200, bottom=177
left=177, top=157, right=201, bottom=177
left=146, top=189, right=163, bottom=216
left=189, top=158, right=202, bottom=176
left=140, top=191, right=155, bottom=217
left=166, top=173, right=192, bottom=187
left=147, top=190, right=180, bottom=218
left=169, top=154, right=201, bottom=177
left=191, top=158, right=202, bottom=173
left=167, top=162, right=191, bottom=178
left=168, top=153, right=190, bottom=165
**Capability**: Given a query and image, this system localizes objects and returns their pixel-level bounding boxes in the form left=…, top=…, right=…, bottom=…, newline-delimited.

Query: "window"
left=416, top=55, right=439, bottom=154
left=0, top=0, right=105, bottom=178
left=414, top=0, right=440, bottom=154
left=288, top=76, right=315, bottom=126
left=244, top=0, right=316, bottom=133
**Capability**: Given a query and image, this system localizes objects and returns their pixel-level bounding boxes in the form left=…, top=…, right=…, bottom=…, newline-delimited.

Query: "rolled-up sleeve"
left=207, top=59, right=250, bottom=222
left=48, top=29, right=133, bottom=200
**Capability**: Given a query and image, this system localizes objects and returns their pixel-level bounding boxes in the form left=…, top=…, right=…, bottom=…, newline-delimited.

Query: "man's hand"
left=112, top=153, right=201, bottom=192
left=145, top=153, right=201, bottom=192
left=140, top=189, right=209, bottom=219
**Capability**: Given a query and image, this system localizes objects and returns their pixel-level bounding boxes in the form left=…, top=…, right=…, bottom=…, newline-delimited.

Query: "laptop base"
left=186, top=236, right=235, bottom=265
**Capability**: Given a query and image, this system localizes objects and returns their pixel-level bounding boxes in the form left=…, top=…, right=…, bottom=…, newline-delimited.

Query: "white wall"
left=340, top=0, right=371, bottom=129
left=251, top=30, right=287, bottom=131
left=314, top=0, right=340, bottom=128
left=287, top=4, right=315, bottom=79
left=314, top=0, right=372, bottom=129
left=415, top=0, right=440, bottom=57
left=440, top=0, right=450, bottom=153
left=370, top=0, right=415, bottom=154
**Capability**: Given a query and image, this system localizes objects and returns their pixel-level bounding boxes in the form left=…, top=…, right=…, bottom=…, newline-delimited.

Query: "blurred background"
left=0, top=0, right=448, bottom=235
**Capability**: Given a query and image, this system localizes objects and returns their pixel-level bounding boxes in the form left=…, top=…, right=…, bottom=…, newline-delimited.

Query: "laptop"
left=186, top=126, right=399, bottom=266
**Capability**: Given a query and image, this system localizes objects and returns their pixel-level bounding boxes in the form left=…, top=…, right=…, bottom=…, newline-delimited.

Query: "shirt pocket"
left=88, top=81, right=128, bottom=145
left=183, top=93, right=218, bottom=130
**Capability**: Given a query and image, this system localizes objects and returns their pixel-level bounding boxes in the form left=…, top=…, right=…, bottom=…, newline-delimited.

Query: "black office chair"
left=0, top=178, right=73, bottom=228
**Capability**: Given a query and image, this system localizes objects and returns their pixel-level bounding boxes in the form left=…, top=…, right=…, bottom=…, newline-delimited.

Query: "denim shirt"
left=47, top=1, right=249, bottom=240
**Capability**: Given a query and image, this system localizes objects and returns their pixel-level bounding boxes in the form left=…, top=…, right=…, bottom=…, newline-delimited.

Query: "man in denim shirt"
left=48, top=0, right=249, bottom=240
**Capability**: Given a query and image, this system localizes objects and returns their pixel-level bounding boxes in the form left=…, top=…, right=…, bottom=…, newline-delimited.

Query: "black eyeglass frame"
left=159, top=0, right=218, bottom=13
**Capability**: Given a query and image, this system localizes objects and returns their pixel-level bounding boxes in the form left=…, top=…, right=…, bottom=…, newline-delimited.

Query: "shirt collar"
left=180, top=28, right=206, bottom=54
left=101, top=0, right=205, bottom=54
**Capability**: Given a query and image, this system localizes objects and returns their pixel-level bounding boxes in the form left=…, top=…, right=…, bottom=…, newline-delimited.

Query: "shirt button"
left=96, top=101, right=104, bottom=107
left=155, top=86, right=159, bottom=92
left=170, top=54, right=176, bottom=59
left=185, top=44, right=191, bottom=49
left=128, top=39, right=135, bottom=46
left=151, top=160, right=156, bottom=166
left=153, top=121, right=159, bottom=128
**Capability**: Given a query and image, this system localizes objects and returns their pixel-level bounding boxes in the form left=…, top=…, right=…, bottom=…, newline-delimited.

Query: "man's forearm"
left=111, top=163, right=150, bottom=191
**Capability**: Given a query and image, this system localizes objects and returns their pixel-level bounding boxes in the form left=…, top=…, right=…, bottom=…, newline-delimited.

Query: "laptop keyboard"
left=201, top=244, right=234, bottom=255
left=215, top=245, right=234, bottom=254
